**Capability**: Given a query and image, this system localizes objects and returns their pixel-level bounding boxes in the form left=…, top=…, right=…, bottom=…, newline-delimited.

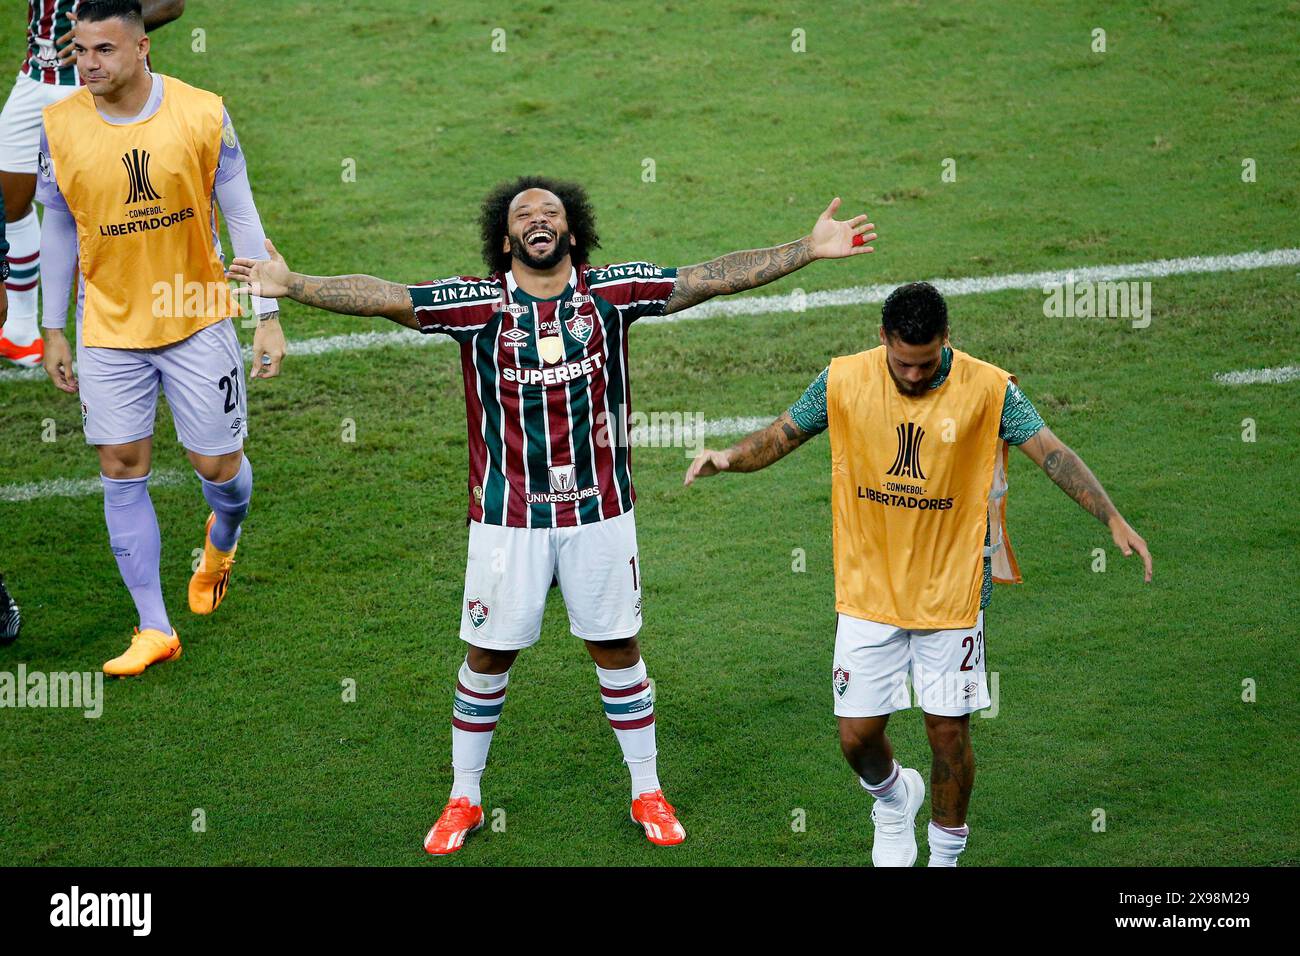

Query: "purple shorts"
left=76, top=318, right=248, bottom=455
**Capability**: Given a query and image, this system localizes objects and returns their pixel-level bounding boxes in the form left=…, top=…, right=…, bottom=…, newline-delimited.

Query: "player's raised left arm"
left=664, top=197, right=876, bottom=315
left=1018, top=426, right=1153, bottom=581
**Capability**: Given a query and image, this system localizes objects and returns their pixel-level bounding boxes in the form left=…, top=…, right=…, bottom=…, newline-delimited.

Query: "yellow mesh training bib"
left=828, top=346, right=1011, bottom=629
left=43, top=74, right=237, bottom=348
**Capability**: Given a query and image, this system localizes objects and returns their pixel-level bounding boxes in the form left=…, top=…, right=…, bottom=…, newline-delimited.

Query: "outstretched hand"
left=228, top=238, right=293, bottom=300
left=808, top=197, right=876, bottom=259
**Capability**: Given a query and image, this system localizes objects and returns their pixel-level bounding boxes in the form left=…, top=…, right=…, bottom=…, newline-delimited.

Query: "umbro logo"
left=500, top=327, right=528, bottom=349
left=121, top=148, right=162, bottom=205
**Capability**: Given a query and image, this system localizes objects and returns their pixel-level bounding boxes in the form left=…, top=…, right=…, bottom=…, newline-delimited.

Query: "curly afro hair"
left=881, top=281, right=949, bottom=344
left=478, top=175, right=601, bottom=276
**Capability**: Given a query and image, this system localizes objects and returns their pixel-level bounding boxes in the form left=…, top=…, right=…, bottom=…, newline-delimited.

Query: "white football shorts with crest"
left=76, top=318, right=248, bottom=455
left=0, top=73, right=79, bottom=174
left=459, top=508, right=643, bottom=650
left=832, top=610, right=990, bottom=718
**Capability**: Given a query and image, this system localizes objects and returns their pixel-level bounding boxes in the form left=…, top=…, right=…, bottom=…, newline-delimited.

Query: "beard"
left=887, top=363, right=930, bottom=397
left=509, top=230, right=572, bottom=270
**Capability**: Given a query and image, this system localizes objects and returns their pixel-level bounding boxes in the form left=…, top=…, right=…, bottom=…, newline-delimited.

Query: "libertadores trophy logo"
left=886, top=421, right=926, bottom=479
left=122, top=148, right=162, bottom=205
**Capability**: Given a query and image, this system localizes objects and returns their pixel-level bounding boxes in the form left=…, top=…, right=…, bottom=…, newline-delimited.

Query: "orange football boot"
left=631, top=790, right=686, bottom=846
left=0, top=331, right=42, bottom=368
left=424, top=797, right=485, bottom=855
left=103, top=627, right=181, bottom=677
left=188, top=513, right=237, bottom=615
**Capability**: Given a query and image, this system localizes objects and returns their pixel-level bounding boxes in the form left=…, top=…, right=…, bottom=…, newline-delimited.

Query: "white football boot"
left=869, top=767, right=925, bottom=867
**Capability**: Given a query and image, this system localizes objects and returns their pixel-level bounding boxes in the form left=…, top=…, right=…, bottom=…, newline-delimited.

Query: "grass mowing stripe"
left=3, top=247, right=1297, bottom=386
left=0, top=419, right=771, bottom=503
left=0, top=418, right=769, bottom=504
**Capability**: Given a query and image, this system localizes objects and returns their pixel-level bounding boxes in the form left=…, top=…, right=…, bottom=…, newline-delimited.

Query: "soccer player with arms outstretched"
left=37, top=0, right=283, bottom=676
left=228, top=176, right=877, bottom=853
left=0, top=0, right=184, bottom=367
left=685, top=281, right=1152, bottom=866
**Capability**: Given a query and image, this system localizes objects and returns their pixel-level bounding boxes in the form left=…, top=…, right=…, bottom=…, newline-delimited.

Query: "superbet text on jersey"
left=407, top=262, right=676, bottom=530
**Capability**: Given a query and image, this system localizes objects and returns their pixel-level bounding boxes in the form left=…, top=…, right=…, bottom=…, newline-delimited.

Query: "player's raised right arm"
left=228, top=239, right=418, bottom=329
left=282, top=272, right=417, bottom=328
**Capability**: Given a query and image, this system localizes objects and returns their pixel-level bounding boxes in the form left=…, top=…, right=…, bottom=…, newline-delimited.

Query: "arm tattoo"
left=666, top=236, right=815, bottom=314
left=1042, top=447, right=1118, bottom=525
left=285, top=273, right=416, bottom=325
left=725, top=412, right=813, bottom=473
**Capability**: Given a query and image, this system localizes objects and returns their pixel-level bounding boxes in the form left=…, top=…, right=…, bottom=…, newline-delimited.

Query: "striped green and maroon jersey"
left=409, top=262, right=677, bottom=528
left=22, top=1, right=81, bottom=86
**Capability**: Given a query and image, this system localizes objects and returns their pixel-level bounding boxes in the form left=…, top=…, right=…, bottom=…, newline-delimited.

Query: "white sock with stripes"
left=449, top=660, right=508, bottom=807
left=861, top=760, right=907, bottom=812
left=927, top=820, right=970, bottom=867
left=3, top=208, right=40, bottom=345
left=596, top=658, right=660, bottom=799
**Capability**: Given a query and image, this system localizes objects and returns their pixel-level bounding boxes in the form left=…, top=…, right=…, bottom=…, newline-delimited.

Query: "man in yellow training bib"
left=685, top=281, right=1152, bottom=867
left=37, top=0, right=284, bottom=676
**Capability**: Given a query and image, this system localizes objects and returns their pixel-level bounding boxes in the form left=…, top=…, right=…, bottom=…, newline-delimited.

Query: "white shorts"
left=460, top=508, right=643, bottom=650
left=76, top=319, right=248, bottom=455
left=832, top=610, right=989, bottom=718
left=0, top=73, right=78, bottom=174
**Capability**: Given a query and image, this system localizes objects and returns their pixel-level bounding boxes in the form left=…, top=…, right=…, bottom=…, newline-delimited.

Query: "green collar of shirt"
left=928, top=345, right=954, bottom=389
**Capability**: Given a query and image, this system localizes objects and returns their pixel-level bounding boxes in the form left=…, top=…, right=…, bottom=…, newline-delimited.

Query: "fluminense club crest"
left=565, top=310, right=593, bottom=345
left=833, top=667, right=850, bottom=697
left=467, top=598, right=489, bottom=629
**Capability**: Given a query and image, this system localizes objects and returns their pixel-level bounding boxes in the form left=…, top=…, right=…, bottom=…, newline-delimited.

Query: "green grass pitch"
left=0, top=0, right=1296, bottom=866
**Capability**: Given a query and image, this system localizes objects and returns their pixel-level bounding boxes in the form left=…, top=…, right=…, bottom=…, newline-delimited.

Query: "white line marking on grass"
left=0, top=365, right=45, bottom=383
left=0, top=469, right=186, bottom=503
left=695, top=415, right=771, bottom=436
left=640, top=248, right=1300, bottom=325
left=281, top=327, right=445, bottom=357
left=628, top=415, right=769, bottom=447
left=1213, top=366, right=1300, bottom=386
left=0, top=418, right=778, bottom=501
left=3, top=248, right=1295, bottom=385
